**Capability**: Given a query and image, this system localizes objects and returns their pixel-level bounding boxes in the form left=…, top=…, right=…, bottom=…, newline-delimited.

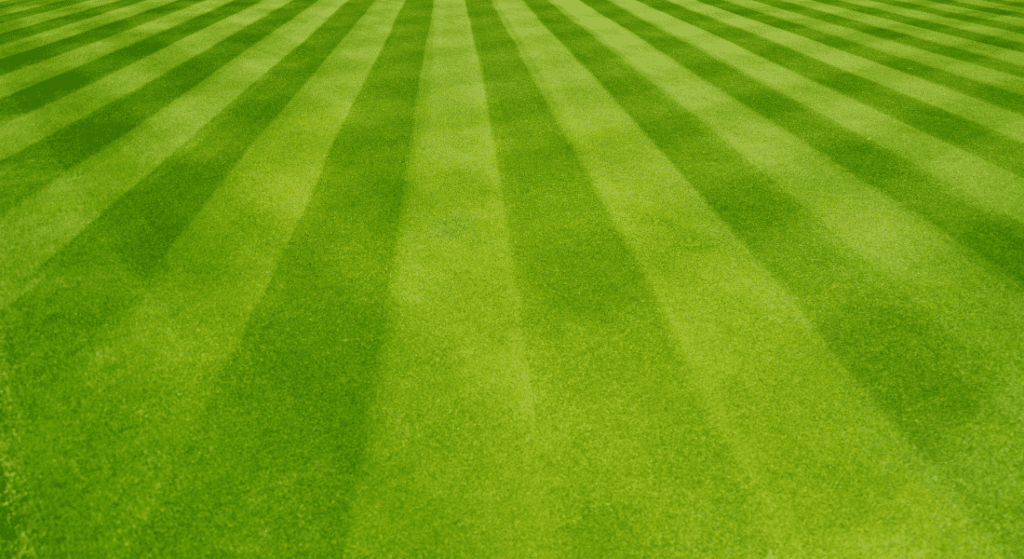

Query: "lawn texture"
left=1, top=0, right=1023, bottom=555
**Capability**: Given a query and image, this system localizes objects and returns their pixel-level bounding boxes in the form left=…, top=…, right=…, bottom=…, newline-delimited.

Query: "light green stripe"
left=500, top=0, right=1003, bottom=555
left=0, top=0, right=337, bottom=311
left=481, top=0, right=769, bottom=554
left=722, top=0, right=1024, bottom=93
left=0, top=0, right=179, bottom=57
left=0, top=0, right=293, bottom=161
left=341, top=0, right=550, bottom=555
left=551, top=0, right=1024, bottom=275
left=835, top=0, right=1024, bottom=33
left=0, top=0, right=58, bottom=19
left=803, top=0, right=1024, bottom=59
left=0, top=0, right=389, bottom=548
left=652, top=0, right=1024, bottom=141
left=543, top=0, right=1024, bottom=552
left=858, top=0, right=1024, bottom=34
left=0, top=0, right=129, bottom=34
left=342, top=0, right=552, bottom=548
left=601, top=0, right=1024, bottom=222
left=918, top=0, right=1024, bottom=21
left=797, top=0, right=1024, bottom=63
left=0, top=0, right=237, bottom=96
left=0, top=2, right=400, bottom=555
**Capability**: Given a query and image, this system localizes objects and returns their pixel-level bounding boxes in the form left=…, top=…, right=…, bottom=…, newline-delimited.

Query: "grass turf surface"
left=1, top=0, right=1024, bottom=555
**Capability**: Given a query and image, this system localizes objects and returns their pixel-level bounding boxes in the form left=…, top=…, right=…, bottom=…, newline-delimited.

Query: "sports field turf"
left=1, top=0, right=1023, bottom=554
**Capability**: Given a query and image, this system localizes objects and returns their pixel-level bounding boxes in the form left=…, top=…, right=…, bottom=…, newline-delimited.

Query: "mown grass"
left=1, top=0, right=1023, bottom=555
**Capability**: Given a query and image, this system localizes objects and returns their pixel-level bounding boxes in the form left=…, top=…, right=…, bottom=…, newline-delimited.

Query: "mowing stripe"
left=630, top=0, right=1024, bottom=179
left=0, top=0, right=138, bottom=35
left=605, top=0, right=1024, bottom=254
left=0, top=0, right=298, bottom=313
left=543, top=3, right=1024, bottom=551
left=548, top=5, right=1024, bottom=548
left=0, top=0, right=204, bottom=70
left=135, top=0, right=431, bottom=552
left=687, top=0, right=1024, bottom=114
left=574, top=0, right=1024, bottom=365
left=978, top=0, right=1024, bottom=7
left=0, top=0, right=398, bottom=553
left=908, top=0, right=1024, bottom=20
left=743, top=0, right=1024, bottom=79
left=0, top=0, right=294, bottom=163
left=0, top=0, right=268, bottom=122
left=0, top=0, right=122, bottom=25
left=0, top=0, right=1019, bottom=555
left=0, top=0, right=243, bottom=96
left=797, top=0, right=1024, bottom=65
left=860, top=0, right=1024, bottom=33
left=814, top=0, right=1024, bottom=52
left=574, top=0, right=1024, bottom=395
left=0, top=0, right=374, bottom=407
left=744, top=0, right=1024, bottom=78
left=1, top=0, right=69, bottom=16
left=340, top=0, right=550, bottom=554
left=498, top=1, right=1005, bottom=555
left=599, top=0, right=1024, bottom=283
left=0, top=0, right=330, bottom=215
left=0, top=0, right=170, bottom=47
left=666, top=0, right=1024, bottom=143
left=534, top=0, right=988, bottom=451
left=468, top=0, right=771, bottom=555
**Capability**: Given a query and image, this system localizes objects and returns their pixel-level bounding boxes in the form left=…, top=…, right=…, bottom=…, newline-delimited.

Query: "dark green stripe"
left=586, top=0, right=1024, bottom=294
left=0, top=0, right=375, bottom=400
left=0, top=0, right=321, bottom=215
left=815, top=0, right=1024, bottom=51
left=862, top=0, right=1024, bottom=34
left=744, top=0, right=1024, bottom=79
left=0, top=0, right=59, bottom=15
left=466, top=0, right=768, bottom=554
left=535, top=0, right=986, bottom=448
left=975, top=0, right=1024, bottom=8
left=133, top=0, right=432, bottom=551
left=0, top=0, right=84, bottom=24
left=0, top=0, right=154, bottom=45
left=0, top=0, right=265, bottom=123
left=0, top=0, right=204, bottom=73
left=915, top=0, right=1024, bottom=19
left=633, top=0, right=1024, bottom=179
left=691, top=0, right=1024, bottom=115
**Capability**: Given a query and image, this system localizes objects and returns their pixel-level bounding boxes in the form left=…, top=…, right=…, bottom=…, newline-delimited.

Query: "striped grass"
left=1, top=0, right=1022, bottom=555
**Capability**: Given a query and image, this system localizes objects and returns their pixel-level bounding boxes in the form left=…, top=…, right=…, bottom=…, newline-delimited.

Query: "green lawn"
left=1, top=0, right=1023, bottom=555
